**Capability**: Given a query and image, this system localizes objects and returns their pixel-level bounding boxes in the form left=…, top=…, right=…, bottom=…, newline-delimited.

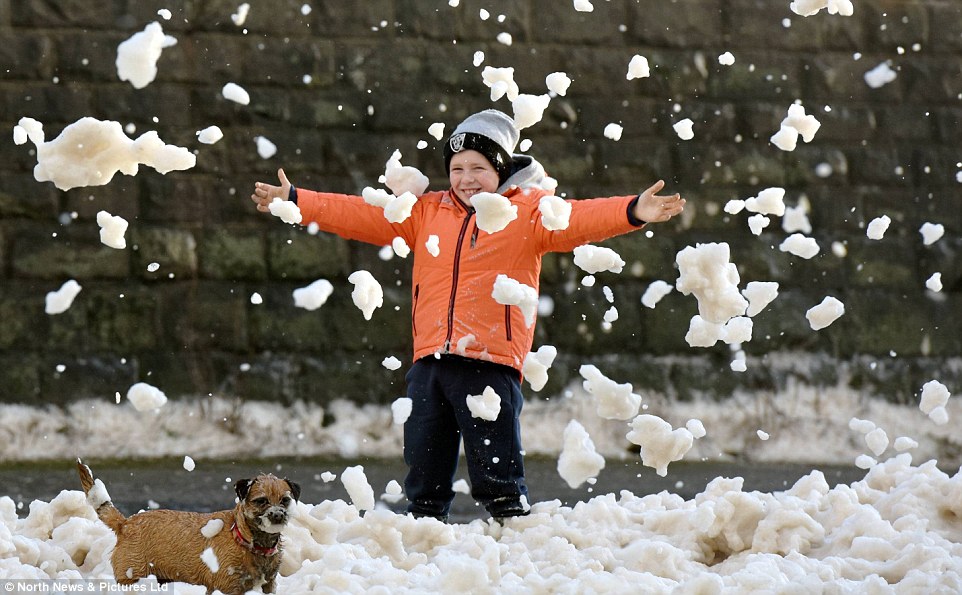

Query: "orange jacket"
left=296, top=186, right=642, bottom=372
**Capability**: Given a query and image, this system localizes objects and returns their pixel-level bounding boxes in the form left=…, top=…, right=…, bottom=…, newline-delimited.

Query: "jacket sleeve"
left=536, top=194, right=643, bottom=254
left=296, top=189, right=419, bottom=248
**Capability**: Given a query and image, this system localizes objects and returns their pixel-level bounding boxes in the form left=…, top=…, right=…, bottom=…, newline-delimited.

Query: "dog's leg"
left=77, top=459, right=126, bottom=533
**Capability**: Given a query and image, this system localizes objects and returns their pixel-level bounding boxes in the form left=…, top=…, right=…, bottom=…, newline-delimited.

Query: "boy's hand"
left=633, top=180, right=685, bottom=224
left=251, top=168, right=292, bottom=213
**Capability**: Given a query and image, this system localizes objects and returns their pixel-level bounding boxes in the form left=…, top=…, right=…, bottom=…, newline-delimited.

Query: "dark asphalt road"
left=1, top=456, right=867, bottom=522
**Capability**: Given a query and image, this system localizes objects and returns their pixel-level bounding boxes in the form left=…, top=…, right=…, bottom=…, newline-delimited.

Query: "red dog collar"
left=231, top=522, right=278, bottom=557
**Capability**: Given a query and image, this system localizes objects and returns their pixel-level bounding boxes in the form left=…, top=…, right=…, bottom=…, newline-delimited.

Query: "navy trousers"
left=403, top=355, right=528, bottom=519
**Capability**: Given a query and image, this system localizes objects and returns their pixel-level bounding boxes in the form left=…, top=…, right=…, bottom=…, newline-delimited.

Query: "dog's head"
left=234, top=474, right=300, bottom=534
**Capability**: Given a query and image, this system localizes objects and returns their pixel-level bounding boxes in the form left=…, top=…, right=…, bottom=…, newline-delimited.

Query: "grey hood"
left=497, top=154, right=553, bottom=194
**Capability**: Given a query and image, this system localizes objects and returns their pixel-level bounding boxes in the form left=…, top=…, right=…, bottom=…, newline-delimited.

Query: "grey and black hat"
left=443, top=109, right=520, bottom=185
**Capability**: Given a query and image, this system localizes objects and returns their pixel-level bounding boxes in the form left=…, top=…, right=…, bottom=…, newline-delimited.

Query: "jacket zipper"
left=412, top=284, right=420, bottom=336
left=504, top=305, right=512, bottom=341
left=444, top=198, right=475, bottom=351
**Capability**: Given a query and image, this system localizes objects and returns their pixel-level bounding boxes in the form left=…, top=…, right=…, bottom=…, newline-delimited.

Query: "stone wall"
left=0, top=0, right=960, bottom=405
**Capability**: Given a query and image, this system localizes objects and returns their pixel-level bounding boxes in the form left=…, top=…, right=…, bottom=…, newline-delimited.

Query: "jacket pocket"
left=412, top=284, right=420, bottom=336
left=504, top=304, right=512, bottom=342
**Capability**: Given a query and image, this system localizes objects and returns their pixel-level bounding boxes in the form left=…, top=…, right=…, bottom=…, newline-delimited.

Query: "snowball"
left=748, top=214, right=770, bottom=235
left=929, top=406, right=950, bottom=426
left=382, top=356, right=402, bottom=371
left=383, top=150, right=430, bottom=197
left=784, top=103, right=821, bottom=142
left=573, top=245, right=625, bottom=275
left=574, top=0, right=594, bottom=12
left=557, top=420, right=605, bottom=488
left=383, top=192, right=419, bottom=224
left=783, top=202, right=813, bottom=234
left=27, top=117, right=195, bottom=191
left=866, top=215, right=891, bottom=240
left=427, top=123, right=445, bottom=140
left=790, top=0, right=854, bottom=17
left=183, top=456, right=195, bottom=472
left=496, top=32, right=512, bottom=46
left=919, top=380, right=950, bottom=415
left=742, top=281, right=779, bottom=317
left=341, top=465, right=375, bottom=511
left=381, top=480, right=404, bottom=504
left=806, top=296, right=845, bottom=330
left=361, top=186, right=392, bottom=208
left=426, top=235, right=440, bottom=257
left=779, top=234, right=820, bottom=259
left=196, top=126, right=224, bottom=144
left=471, top=192, right=518, bottom=233
left=97, top=211, right=128, bottom=249
left=116, top=22, right=177, bottom=89
left=627, top=55, right=650, bottom=79
left=673, top=119, right=694, bottom=140
left=391, top=398, right=412, bottom=425
left=685, top=315, right=725, bottom=348
left=481, top=66, right=519, bottom=102
left=626, top=414, right=694, bottom=477
left=920, top=222, right=944, bottom=246
left=268, top=198, right=302, bottom=224
left=201, top=519, right=224, bottom=539
left=718, top=52, right=735, bottom=66
left=17, top=116, right=44, bottom=145
left=522, top=345, right=558, bottom=392
left=641, top=280, right=673, bottom=309
left=348, top=270, right=384, bottom=320
left=545, top=72, right=572, bottom=96
left=45, top=280, right=82, bottom=315
left=757, top=430, right=770, bottom=441
left=865, top=428, right=889, bottom=457
left=604, top=123, right=624, bottom=141
left=512, top=94, right=551, bottom=130
left=864, top=62, right=897, bottom=89
left=675, top=243, right=748, bottom=324
left=745, top=187, right=786, bottom=216
left=849, top=417, right=877, bottom=434
left=231, top=3, right=251, bottom=26
left=255, top=136, right=277, bottom=159
left=292, top=279, right=334, bottom=311
left=466, top=386, right=502, bottom=421
left=127, top=382, right=168, bottom=411
left=770, top=125, right=799, bottom=151
left=579, top=364, right=641, bottom=421
left=926, top=273, right=942, bottom=292
left=538, top=195, right=571, bottom=231
left=392, top=237, right=411, bottom=258
left=492, top=275, right=539, bottom=327
left=894, top=436, right=919, bottom=451
left=222, top=82, right=250, bottom=105
left=686, top=419, right=707, bottom=439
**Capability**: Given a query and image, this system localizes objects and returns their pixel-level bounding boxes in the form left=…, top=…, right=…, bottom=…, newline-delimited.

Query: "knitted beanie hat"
left=443, top=109, right=520, bottom=185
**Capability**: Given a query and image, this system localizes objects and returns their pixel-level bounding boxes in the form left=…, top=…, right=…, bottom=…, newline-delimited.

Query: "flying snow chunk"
left=384, top=192, right=419, bottom=224
left=512, top=94, right=551, bottom=130
left=391, top=397, right=412, bottom=425
left=545, top=72, right=572, bottom=96
left=626, top=414, right=694, bottom=477
left=579, top=364, right=641, bottom=421
left=748, top=214, right=770, bottom=236
left=920, top=222, right=944, bottom=246
left=673, top=119, right=694, bottom=140
left=573, top=245, right=625, bottom=275
left=627, top=55, right=650, bottom=79
left=492, top=275, right=539, bottom=327
left=231, top=3, right=251, bottom=26
left=341, top=465, right=375, bottom=511
left=426, top=235, right=440, bottom=257
left=920, top=380, right=950, bottom=415
left=538, top=195, right=571, bottom=231
left=790, top=0, right=854, bottom=17
left=201, top=548, right=219, bottom=573
left=383, top=150, right=430, bottom=197
left=45, top=280, right=82, bottom=315
left=427, top=123, right=445, bottom=140
left=255, top=136, right=277, bottom=159
left=806, top=296, right=845, bottom=330
left=866, top=215, right=891, bottom=240
left=557, top=420, right=605, bottom=489
left=641, top=280, right=673, bottom=309
left=865, top=62, right=897, bottom=89
left=742, top=281, right=779, bottom=317
left=675, top=243, right=748, bottom=324
left=522, top=345, right=558, bottom=392
left=292, top=279, right=334, bottom=311
left=466, top=386, right=502, bottom=421
left=745, top=187, right=786, bottom=216
left=268, top=198, right=302, bottom=224
left=604, top=123, right=624, bottom=141
left=771, top=103, right=821, bottom=151
left=127, top=382, right=168, bottom=411
left=471, top=192, right=517, bottom=233
left=116, top=22, right=178, bottom=89
left=196, top=126, right=224, bottom=144
left=779, top=234, right=820, bottom=259
left=348, top=270, right=383, bottom=321
left=481, top=66, right=519, bottom=102
left=95, top=210, right=128, bottom=249
left=926, top=273, right=943, bottom=292
left=26, top=117, right=195, bottom=191
left=573, top=0, right=594, bottom=12
left=382, top=356, right=402, bottom=371
left=222, top=82, right=251, bottom=105
left=183, top=456, right=195, bottom=472
left=718, top=52, right=735, bottom=66
left=392, top=237, right=411, bottom=258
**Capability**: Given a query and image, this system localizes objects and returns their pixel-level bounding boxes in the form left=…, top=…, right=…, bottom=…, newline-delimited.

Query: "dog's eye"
left=252, top=497, right=268, bottom=506
left=281, top=497, right=292, bottom=506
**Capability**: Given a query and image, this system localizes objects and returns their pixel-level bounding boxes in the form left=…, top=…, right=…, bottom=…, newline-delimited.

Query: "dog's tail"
left=77, top=459, right=126, bottom=534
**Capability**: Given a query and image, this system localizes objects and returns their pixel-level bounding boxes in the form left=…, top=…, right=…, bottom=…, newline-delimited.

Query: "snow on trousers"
left=403, top=354, right=527, bottom=519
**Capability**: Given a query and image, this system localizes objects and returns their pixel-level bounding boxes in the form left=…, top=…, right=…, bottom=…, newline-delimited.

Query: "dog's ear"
left=285, top=479, right=301, bottom=502
left=235, top=478, right=256, bottom=500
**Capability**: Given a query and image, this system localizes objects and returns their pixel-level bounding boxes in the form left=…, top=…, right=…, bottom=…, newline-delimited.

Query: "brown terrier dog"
left=77, top=459, right=300, bottom=594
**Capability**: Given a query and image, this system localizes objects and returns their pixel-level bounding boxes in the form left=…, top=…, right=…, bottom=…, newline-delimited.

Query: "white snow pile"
left=471, top=192, right=518, bottom=233
left=492, top=275, right=539, bottom=327
left=770, top=103, right=821, bottom=151
left=45, top=280, right=82, bottom=315
left=96, top=211, right=128, bottom=249
left=348, top=270, right=384, bottom=320
left=15, top=117, right=196, bottom=191
left=115, top=22, right=178, bottom=89
left=790, top=0, right=854, bottom=17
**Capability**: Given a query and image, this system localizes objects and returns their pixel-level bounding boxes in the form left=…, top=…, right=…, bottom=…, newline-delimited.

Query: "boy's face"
left=449, top=150, right=500, bottom=203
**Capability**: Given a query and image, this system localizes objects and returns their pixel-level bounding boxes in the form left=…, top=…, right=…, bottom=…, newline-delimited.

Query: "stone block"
left=80, top=286, right=162, bottom=352
left=130, top=226, right=198, bottom=277
left=863, top=1, right=930, bottom=49
left=157, top=283, right=249, bottom=351
left=627, top=0, right=723, bottom=48
left=708, top=52, right=802, bottom=102
left=0, top=354, right=42, bottom=402
left=199, top=227, right=267, bottom=280
left=295, top=353, right=404, bottom=405
left=0, top=32, right=55, bottom=80
left=0, top=173, right=60, bottom=218
left=845, top=237, right=920, bottom=288
left=12, top=225, right=131, bottom=279
left=930, top=3, right=962, bottom=52
left=806, top=55, right=903, bottom=104
left=10, top=0, right=112, bottom=28
left=0, top=284, right=48, bottom=350
left=268, top=227, right=350, bottom=280
left=38, top=355, right=137, bottom=403
left=840, top=289, right=931, bottom=357
left=52, top=31, right=125, bottom=83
